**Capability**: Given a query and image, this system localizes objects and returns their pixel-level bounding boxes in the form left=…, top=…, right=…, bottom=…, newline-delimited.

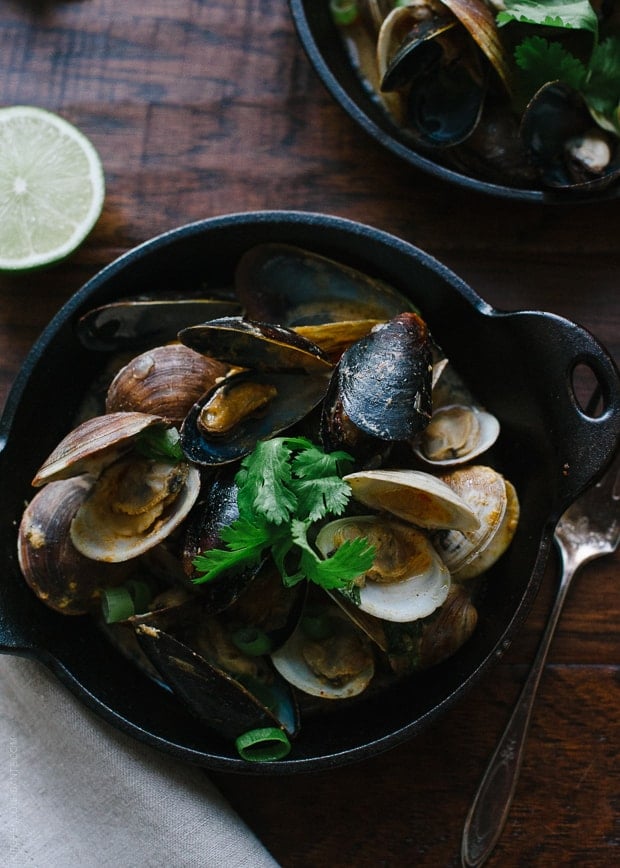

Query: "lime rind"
left=0, top=106, right=105, bottom=272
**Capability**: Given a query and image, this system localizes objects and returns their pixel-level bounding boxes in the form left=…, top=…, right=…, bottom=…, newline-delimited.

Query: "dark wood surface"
left=1, top=3, right=618, bottom=866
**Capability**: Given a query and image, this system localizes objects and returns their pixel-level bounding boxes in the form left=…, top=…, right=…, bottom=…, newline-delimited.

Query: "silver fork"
left=461, top=447, right=620, bottom=868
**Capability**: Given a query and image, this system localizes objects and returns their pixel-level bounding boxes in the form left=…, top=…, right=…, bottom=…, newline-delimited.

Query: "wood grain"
left=1, top=2, right=618, bottom=865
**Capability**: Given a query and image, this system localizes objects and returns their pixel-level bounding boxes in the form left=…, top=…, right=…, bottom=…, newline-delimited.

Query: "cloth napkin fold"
left=0, top=655, right=280, bottom=868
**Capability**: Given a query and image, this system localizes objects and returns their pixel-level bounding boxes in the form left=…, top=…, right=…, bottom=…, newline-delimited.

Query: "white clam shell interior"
left=344, top=468, right=480, bottom=531
left=315, top=515, right=451, bottom=623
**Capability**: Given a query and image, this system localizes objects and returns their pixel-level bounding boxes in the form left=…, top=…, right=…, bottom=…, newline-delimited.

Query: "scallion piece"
left=329, top=0, right=358, bottom=26
left=125, top=578, right=152, bottom=614
left=231, top=626, right=272, bottom=656
left=235, top=727, right=291, bottom=762
left=101, top=586, right=135, bottom=623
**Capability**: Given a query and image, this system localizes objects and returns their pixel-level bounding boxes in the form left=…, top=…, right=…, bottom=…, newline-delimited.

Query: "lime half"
left=0, top=106, right=105, bottom=271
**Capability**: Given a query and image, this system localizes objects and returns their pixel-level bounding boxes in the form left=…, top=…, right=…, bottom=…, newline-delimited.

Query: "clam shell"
left=430, top=465, right=510, bottom=576
left=412, top=403, right=500, bottom=466
left=17, top=477, right=130, bottom=614
left=32, top=411, right=165, bottom=487
left=344, top=468, right=480, bottom=531
left=105, top=344, right=229, bottom=425
left=315, top=515, right=451, bottom=622
left=70, top=461, right=202, bottom=562
left=271, top=604, right=375, bottom=699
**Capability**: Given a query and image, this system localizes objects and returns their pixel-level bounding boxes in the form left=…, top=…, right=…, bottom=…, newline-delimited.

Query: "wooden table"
left=1, top=3, right=618, bottom=866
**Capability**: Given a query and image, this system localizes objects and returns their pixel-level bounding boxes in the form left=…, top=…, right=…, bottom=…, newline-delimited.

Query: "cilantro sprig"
left=192, top=436, right=376, bottom=591
left=496, top=1, right=620, bottom=134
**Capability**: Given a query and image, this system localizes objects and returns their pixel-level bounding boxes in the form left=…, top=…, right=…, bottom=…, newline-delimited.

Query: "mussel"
left=321, top=312, right=433, bottom=461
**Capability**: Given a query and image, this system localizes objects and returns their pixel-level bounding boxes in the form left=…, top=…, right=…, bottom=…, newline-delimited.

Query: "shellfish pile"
left=17, top=243, right=519, bottom=761
left=331, top=0, right=620, bottom=193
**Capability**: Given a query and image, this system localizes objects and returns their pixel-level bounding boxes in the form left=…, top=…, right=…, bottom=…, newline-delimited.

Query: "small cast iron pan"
left=288, top=0, right=620, bottom=204
left=1, top=211, right=619, bottom=773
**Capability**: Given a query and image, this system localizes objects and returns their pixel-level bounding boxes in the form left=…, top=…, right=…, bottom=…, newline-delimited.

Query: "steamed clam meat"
left=316, top=515, right=451, bottom=622
left=271, top=599, right=375, bottom=699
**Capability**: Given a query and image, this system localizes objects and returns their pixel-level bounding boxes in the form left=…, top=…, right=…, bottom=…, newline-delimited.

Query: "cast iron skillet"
left=1, top=211, right=619, bottom=773
left=288, top=0, right=620, bottom=204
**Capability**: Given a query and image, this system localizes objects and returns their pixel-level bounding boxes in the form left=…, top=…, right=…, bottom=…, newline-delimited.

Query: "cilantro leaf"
left=583, top=37, right=620, bottom=127
left=497, top=0, right=598, bottom=34
left=514, top=35, right=588, bottom=99
left=291, top=443, right=354, bottom=480
left=291, top=519, right=376, bottom=591
left=192, top=436, right=375, bottom=594
left=192, top=516, right=272, bottom=582
left=295, top=475, right=353, bottom=522
left=236, top=438, right=298, bottom=525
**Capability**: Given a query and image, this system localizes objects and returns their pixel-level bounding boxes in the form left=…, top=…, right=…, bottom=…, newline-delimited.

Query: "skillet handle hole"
left=571, top=362, right=605, bottom=418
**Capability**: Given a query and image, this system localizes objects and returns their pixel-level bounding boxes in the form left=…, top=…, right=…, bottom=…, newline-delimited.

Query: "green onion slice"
left=329, top=0, right=358, bottom=26
left=125, top=578, right=152, bottom=614
left=101, top=586, right=135, bottom=623
left=231, top=626, right=272, bottom=656
left=235, top=727, right=292, bottom=762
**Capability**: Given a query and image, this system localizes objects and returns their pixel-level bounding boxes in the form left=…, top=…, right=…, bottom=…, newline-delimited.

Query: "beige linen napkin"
left=0, top=655, right=280, bottom=868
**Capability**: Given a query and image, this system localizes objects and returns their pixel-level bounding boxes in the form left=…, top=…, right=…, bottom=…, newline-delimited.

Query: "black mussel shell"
left=181, top=468, right=262, bottom=611
left=180, top=368, right=331, bottom=466
left=234, top=244, right=414, bottom=326
left=76, top=298, right=241, bottom=351
left=321, top=312, right=432, bottom=456
left=178, top=316, right=333, bottom=373
left=135, top=624, right=300, bottom=741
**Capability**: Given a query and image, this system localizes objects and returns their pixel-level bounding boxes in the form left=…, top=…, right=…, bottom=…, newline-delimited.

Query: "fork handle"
left=460, top=562, right=576, bottom=868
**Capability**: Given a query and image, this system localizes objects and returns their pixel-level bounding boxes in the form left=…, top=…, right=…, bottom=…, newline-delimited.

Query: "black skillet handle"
left=503, top=309, right=620, bottom=511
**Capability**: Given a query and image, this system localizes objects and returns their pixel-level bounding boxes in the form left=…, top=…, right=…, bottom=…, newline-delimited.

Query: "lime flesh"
left=0, top=106, right=105, bottom=271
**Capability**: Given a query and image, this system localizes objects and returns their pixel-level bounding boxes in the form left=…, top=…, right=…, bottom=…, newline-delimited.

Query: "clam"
left=32, top=411, right=165, bottom=486
left=234, top=243, right=414, bottom=327
left=31, top=412, right=202, bottom=563
left=413, top=403, right=500, bottom=466
left=431, top=465, right=519, bottom=579
left=17, top=477, right=131, bottom=614
left=271, top=598, right=375, bottom=699
left=344, top=467, right=480, bottom=531
left=105, top=344, right=230, bottom=426
left=69, top=454, right=201, bottom=562
left=315, top=515, right=451, bottom=622
left=385, top=584, right=478, bottom=675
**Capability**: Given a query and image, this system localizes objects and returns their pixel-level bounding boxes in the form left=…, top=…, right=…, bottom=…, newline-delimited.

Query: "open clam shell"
left=430, top=464, right=516, bottom=578
left=344, top=467, right=480, bottom=531
left=412, top=403, right=500, bottom=466
left=315, top=515, right=451, bottom=622
left=17, top=477, right=131, bottom=614
left=32, top=411, right=165, bottom=486
left=70, top=459, right=202, bottom=563
left=271, top=599, right=375, bottom=699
